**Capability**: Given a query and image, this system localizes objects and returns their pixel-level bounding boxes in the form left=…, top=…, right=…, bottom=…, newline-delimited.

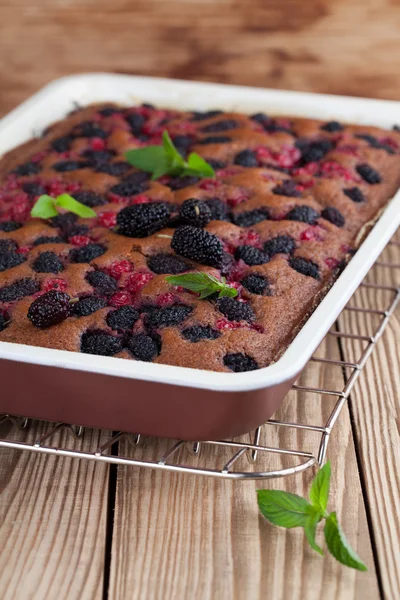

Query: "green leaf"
left=324, top=512, right=368, bottom=571
left=309, top=461, right=331, bottom=515
left=166, top=272, right=238, bottom=300
left=55, top=194, right=97, bottom=218
left=125, top=145, right=168, bottom=173
left=30, top=195, right=58, bottom=219
left=257, top=490, right=313, bottom=528
left=304, top=511, right=324, bottom=555
left=162, top=131, right=185, bottom=166
left=185, top=152, right=215, bottom=177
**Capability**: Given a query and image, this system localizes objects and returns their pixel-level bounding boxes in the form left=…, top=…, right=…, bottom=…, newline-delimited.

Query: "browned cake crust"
left=0, top=103, right=399, bottom=372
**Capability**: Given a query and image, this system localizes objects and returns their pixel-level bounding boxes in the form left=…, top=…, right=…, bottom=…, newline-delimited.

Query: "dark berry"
left=72, top=296, right=108, bottom=317
left=251, top=113, right=269, bottom=125
left=234, top=149, right=258, bottom=167
left=343, top=187, right=365, bottom=203
left=145, top=305, right=193, bottom=328
left=0, top=251, right=25, bottom=272
left=0, top=239, right=17, bottom=253
left=117, top=202, right=170, bottom=237
left=197, top=136, right=231, bottom=144
left=33, top=236, right=64, bottom=246
left=86, top=270, right=117, bottom=296
left=69, top=243, right=106, bottom=263
left=106, top=306, right=140, bottom=331
left=205, top=159, right=226, bottom=170
left=147, top=253, right=189, bottom=274
left=286, top=205, right=320, bottom=225
left=321, top=121, right=343, bottom=132
left=235, top=245, right=269, bottom=266
left=356, top=164, right=381, bottom=184
left=182, top=325, right=221, bottom=342
left=74, top=121, right=108, bottom=139
left=96, top=161, right=131, bottom=176
left=179, top=199, right=212, bottom=227
left=264, top=235, right=296, bottom=257
left=355, top=134, right=394, bottom=154
left=300, top=139, right=333, bottom=164
left=321, top=207, right=345, bottom=227
left=289, top=257, right=320, bottom=280
left=28, top=291, right=70, bottom=328
left=126, top=333, right=160, bottom=362
left=73, top=190, right=107, bottom=207
left=99, top=106, right=119, bottom=117
left=204, top=198, right=229, bottom=221
left=0, top=278, right=40, bottom=302
left=172, top=135, right=192, bottom=156
left=216, top=297, right=255, bottom=322
left=51, top=212, right=77, bottom=230
left=232, top=208, right=269, bottom=227
left=190, top=110, right=223, bottom=122
left=241, top=274, right=269, bottom=295
left=13, top=162, right=42, bottom=176
left=272, top=179, right=301, bottom=197
left=167, top=176, right=200, bottom=190
left=0, top=221, right=22, bottom=232
left=68, top=224, right=89, bottom=237
left=0, top=312, right=8, bottom=331
left=51, top=135, right=75, bottom=153
left=81, top=330, right=123, bottom=356
left=81, top=149, right=115, bottom=164
left=53, top=160, right=89, bottom=172
left=201, top=119, right=238, bottom=133
left=125, top=113, right=145, bottom=135
left=172, top=226, right=224, bottom=268
left=393, top=125, right=400, bottom=131
left=32, top=251, right=64, bottom=274
left=224, top=353, right=259, bottom=372
left=110, top=173, right=149, bottom=196
left=22, top=182, right=46, bottom=196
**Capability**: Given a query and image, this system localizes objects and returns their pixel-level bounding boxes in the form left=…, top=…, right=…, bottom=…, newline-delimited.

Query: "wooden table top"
left=0, top=2, right=399, bottom=598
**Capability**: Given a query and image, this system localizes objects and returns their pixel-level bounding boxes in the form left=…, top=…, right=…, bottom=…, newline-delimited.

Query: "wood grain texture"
left=0, top=422, right=109, bottom=600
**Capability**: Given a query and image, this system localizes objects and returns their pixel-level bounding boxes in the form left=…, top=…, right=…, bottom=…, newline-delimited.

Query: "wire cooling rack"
left=0, top=231, right=399, bottom=480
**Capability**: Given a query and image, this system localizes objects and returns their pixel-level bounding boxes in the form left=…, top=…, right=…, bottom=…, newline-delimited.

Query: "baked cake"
left=0, top=102, right=399, bottom=372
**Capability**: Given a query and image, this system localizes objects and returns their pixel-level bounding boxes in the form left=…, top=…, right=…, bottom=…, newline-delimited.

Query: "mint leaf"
left=182, top=153, right=215, bottom=178
left=309, top=461, right=331, bottom=515
left=30, top=195, right=58, bottom=219
left=55, top=194, right=96, bottom=218
left=166, top=272, right=238, bottom=300
left=162, top=131, right=185, bottom=168
left=324, top=513, right=368, bottom=571
left=257, top=490, right=313, bottom=528
left=304, top=511, right=324, bottom=555
left=125, top=145, right=168, bottom=174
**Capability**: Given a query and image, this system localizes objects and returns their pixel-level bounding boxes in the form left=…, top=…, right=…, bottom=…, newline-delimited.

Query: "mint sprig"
left=257, top=461, right=367, bottom=571
left=166, top=272, right=238, bottom=300
left=31, top=194, right=97, bottom=220
left=125, top=131, right=215, bottom=181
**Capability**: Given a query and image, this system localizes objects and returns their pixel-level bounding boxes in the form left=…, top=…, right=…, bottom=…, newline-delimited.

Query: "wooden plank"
left=338, top=235, right=400, bottom=600
left=0, top=421, right=109, bottom=600
left=109, top=334, right=379, bottom=600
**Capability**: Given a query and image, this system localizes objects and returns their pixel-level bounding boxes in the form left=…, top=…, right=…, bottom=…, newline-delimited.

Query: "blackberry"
left=106, top=306, right=140, bottom=331
left=167, top=176, right=200, bottom=190
left=86, top=270, right=117, bottom=296
left=69, top=243, right=106, bottom=263
left=216, top=297, right=255, bottom=322
left=182, top=325, right=221, bottom=342
left=0, top=239, right=17, bottom=253
left=232, top=208, right=269, bottom=227
left=126, top=333, right=160, bottom=362
left=264, top=235, right=296, bottom=257
left=251, top=113, right=269, bottom=125
left=0, top=278, right=40, bottom=302
left=224, top=353, right=259, bottom=372
left=81, top=149, right=116, bottom=164
left=13, top=162, right=42, bottom=176
left=22, top=182, right=46, bottom=196
left=72, top=296, right=108, bottom=317
left=0, top=312, right=8, bottom=331
left=32, top=251, right=64, bottom=274
left=51, top=135, right=75, bottom=153
left=53, top=160, right=89, bottom=172
left=73, top=190, right=107, bottom=207
left=51, top=212, right=77, bottom=230
left=356, top=164, right=382, bottom=184
left=321, top=121, right=343, bottom=132
left=288, top=257, right=320, bottom=280
left=27, top=291, right=71, bottom=328
left=0, top=221, right=22, bottom=232
left=81, top=330, right=123, bottom=356
left=145, top=305, right=193, bottom=328
left=197, top=136, right=231, bottom=144
left=355, top=134, right=394, bottom=154
left=321, top=207, right=345, bottom=227
left=125, top=113, right=145, bottom=135
left=0, top=251, right=25, bottom=272
left=300, top=139, right=333, bottom=164
left=68, top=224, right=89, bottom=237
left=179, top=199, right=212, bottom=227
left=172, top=226, right=224, bottom=268
left=286, top=205, right=320, bottom=225
left=205, top=159, right=226, bottom=170
left=110, top=173, right=149, bottom=196
left=241, top=273, right=269, bottom=295
left=201, top=119, right=238, bottom=133
left=99, top=106, right=119, bottom=117
left=147, top=253, right=189, bottom=274
left=234, top=149, right=258, bottom=167
left=235, top=245, right=269, bottom=266
left=343, top=187, right=365, bottom=203
left=204, top=198, right=229, bottom=221
left=74, top=121, right=108, bottom=139
left=272, top=179, right=301, bottom=197
left=33, top=236, right=64, bottom=246
left=172, top=135, right=192, bottom=156
left=117, top=202, right=170, bottom=237
left=190, top=110, right=223, bottom=122
left=96, top=161, right=131, bottom=176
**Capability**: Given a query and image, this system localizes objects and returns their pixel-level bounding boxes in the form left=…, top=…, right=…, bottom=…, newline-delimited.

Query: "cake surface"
left=0, top=102, right=399, bottom=372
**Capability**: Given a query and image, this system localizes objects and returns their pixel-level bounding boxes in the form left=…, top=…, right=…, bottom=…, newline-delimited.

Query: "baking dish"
left=0, top=74, right=399, bottom=440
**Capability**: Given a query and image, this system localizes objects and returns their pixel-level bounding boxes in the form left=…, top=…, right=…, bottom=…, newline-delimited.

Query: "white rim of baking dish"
left=0, top=73, right=399, bottom=393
